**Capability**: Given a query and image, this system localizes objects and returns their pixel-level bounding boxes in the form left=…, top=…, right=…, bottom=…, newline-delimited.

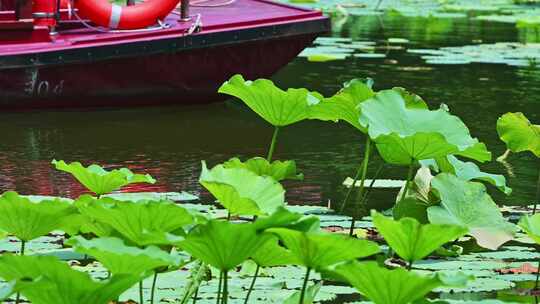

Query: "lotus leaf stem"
left=533, top=168, right=540, bottom=214
left=15, top=240, right=25, bottom=304
left=535, top=259, right=540, bottom=290
left=192, top=287, right=199, bottom=304
left=348, top=137, right=372, bottom=236
left=298, top=267, right=312, bottom=304
left=243, top=264, right=260, bottom=304
left=339, top=162, right=363, bottom=213
left=399, top=161, right=415, bottom=203
left=407, top=260, right=413, bottom=271
left=150, top=273, right=158, bottom=304
left=267, top=126, right=280, bottom=162
left=139, top=281, right=144, bottom=304
left=222, top=271, right=229, bottom=304
left=216, top=271, right=223, bottom=304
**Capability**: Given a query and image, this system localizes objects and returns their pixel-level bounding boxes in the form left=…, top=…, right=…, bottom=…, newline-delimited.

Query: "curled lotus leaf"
left=420, top=155, right=511, bottom=195
left=51, top=160, right=156, bottom=196
left=66, top=236, right=184, bottom=275
left=358, top=90, right=491, bottom=165
left=0, top=255, right=142, bottom=304
left=218, top=74, right=324, bottom=127
left=0, top=191, right=78, bottom=241
left=267, top=227, right=379, bottom=271
left=496, top=112, right=540, bottom=157
left=199, top=161, right=285, bottom=216
left=427, top=174, right=517, bottom=250
left=222, top=157, right=303, bottom=181
left=372, top=211, right=467, bottom=263
left=334, top=261, right=470, bottom=304
left=76, top=196, right=193, bottom=246
left=518, top=214, right=540, bottom=244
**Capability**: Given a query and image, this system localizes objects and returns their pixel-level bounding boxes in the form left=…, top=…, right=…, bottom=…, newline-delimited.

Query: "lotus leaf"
left=51, top=160, right=156, bottom=196
left=308, top=78, right=375, bottom=132
left=372, top=211, right=467, bottom=263
left=283, top=282, right=321, bottom=304
left=218, top=74, right=324, bottom=127
left=199, top=161, right=285, bottom=216
left=222, top=157, right=303, bottom=181
left=496, top=112, right=540, bottom=157
left=267, top=228, right=379, bottom=271
left=358, top=90, right=491, bottom=165
left=427, top=174, right=517, bottom=250
left=421, top=155, right=511, bottom=194
left=251, top=235, right=298, bottom=267
left=66, top=236, right=183, bottom=275
left=76, top=196, right=193, bottom=246
left=517, top=214, right=540, bottom=244
left=179, top=220, right=269, bottom=271
left=0, top=255, right=141, bottom=304
left=334, top=261, right=470, bottom=304
left=0, top=191, right=77, bottom=241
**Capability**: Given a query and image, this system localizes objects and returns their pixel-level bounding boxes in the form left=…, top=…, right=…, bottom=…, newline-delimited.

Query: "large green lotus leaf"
left=199, top=161, right=285, bottom=216
left=334, top=261, right=470, bottom=304
left=372, top=211, right=467, bottom=263
left=427, top=174, right=517, bottom=250
left=0, top=191, right=78, bottom=241
left=421, top=155, right=511, bottom=195
left=517, top=214, right=540, bottom=244
left=251, top=235, right=298, bottom=267
left=51, top=160, right=156, bottom=196
left=358, top=90, right=491, bottom=165
left=0, top=255, right=141, bottom=304
left=77, top=196, right=193, bottom=246
left=66, top=236, right=183, bottom=275
left=496, top=112, right=540, bottom=157
left=308, top=78, right=375, bottom=132
left=267, top=228, right=379, bottom=271
left=218, top=74, right=324, bottom=127
left=222, top=157, right=303, bottom=181
left=179, top=220, right=269, bottom=271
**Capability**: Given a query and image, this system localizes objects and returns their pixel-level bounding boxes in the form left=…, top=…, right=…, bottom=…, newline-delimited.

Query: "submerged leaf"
left=179, top=220, right=268, bottom=271
left=428, top=174, right=517, bottom=250
left=358, top=90, right=491, bottom=165
left=334, top=261, right=470, bottom=304
left=51, top=160, right=156, bottom=196
left=77, top=196, right=193, bottom=246
left=199, top=161, right=285, bottom=216
left=218, top=74, right=324, bottom=127
left=0, top=191, right=77, bottom=241
left=0, top=255, right=141, bottom=304
left=267, top=228, right=379, bottom=271
left=222, top=157, right=303, bottom=181
left=372, top=211, right=467, bottom=263
left=496, top=112, right=540, bottom=157
left=66, top=236, right=183, bottom=275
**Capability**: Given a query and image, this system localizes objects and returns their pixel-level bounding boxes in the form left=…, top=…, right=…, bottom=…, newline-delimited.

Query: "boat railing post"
left=180, top=0, right=190, bottom=21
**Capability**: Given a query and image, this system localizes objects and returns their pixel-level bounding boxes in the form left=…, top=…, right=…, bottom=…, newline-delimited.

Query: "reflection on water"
left=0, top=13, right=538, bottom=213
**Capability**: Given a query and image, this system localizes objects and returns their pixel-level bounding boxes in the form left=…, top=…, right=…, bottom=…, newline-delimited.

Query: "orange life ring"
left=75, top=0, right=180, bottom=30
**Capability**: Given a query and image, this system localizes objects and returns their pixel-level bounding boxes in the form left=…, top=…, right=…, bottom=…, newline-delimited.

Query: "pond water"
left=0, top=13, right=538, bottom=212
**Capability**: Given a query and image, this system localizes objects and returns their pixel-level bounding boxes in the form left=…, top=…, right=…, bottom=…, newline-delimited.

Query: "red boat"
left=0, top=0, right=328, bottom=109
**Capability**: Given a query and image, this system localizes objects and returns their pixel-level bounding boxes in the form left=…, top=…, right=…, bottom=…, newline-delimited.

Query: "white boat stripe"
left=109, top=4, right=122, bottom=29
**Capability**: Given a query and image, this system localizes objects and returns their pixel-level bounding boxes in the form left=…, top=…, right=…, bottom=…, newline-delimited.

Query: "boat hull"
left=0, top=33, right=318, bottom=109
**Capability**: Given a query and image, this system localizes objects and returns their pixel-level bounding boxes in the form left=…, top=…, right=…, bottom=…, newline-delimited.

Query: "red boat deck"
left=0, top=0, right=325, bottom=56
